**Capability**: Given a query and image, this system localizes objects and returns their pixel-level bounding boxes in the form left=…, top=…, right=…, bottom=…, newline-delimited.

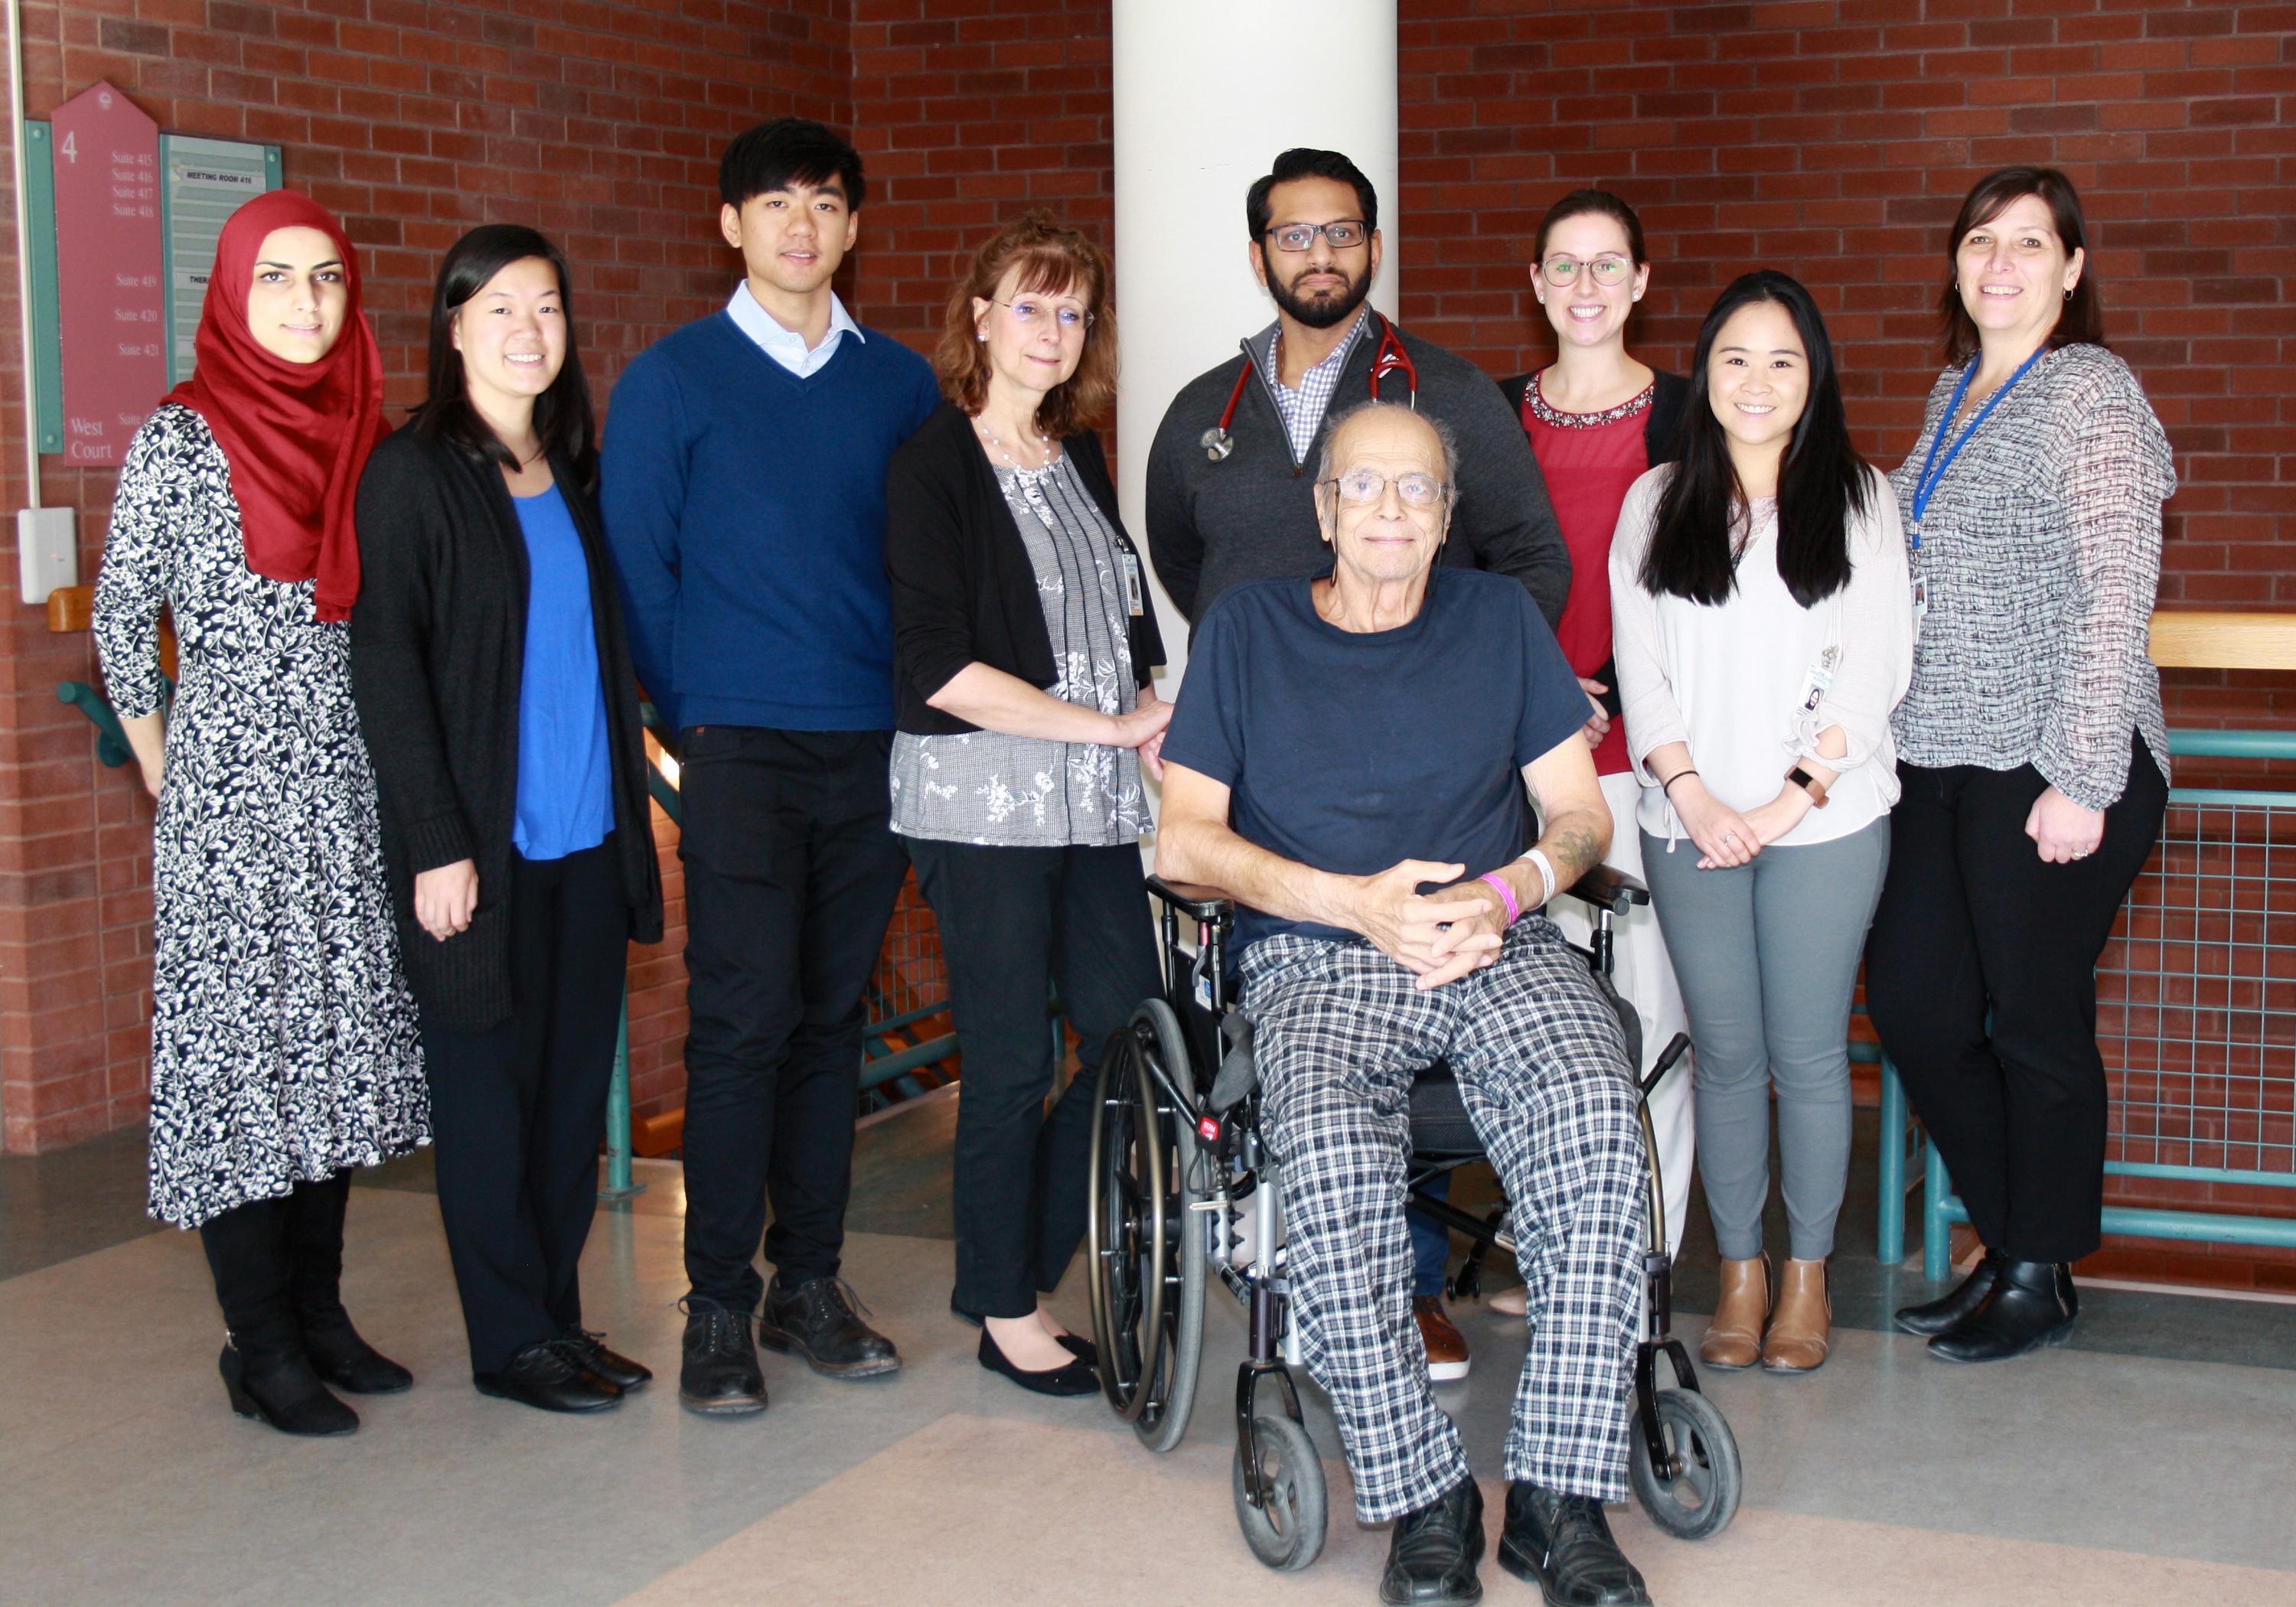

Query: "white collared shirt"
left=726, top=283, right=864, bottom=378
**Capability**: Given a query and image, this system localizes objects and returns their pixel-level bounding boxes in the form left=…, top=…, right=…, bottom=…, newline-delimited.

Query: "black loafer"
left=1497, top=1482, right=1650, bottom=1606
left=977, top=1327, right=1100, bottom=1397
left=475, top=1341, right=621, bottom=1413
left=559, top=1327, right=651, bottom=1391
left=678, top=1299, right=767, bottom=1416
left=1382, top=1475, right=1484, bottom=1605
left=1928, top=1259, right=2075, bottom=1364
left=298, top=1312, right=413, bottom=1395
left=758, top=1274, right=901, bottom=1379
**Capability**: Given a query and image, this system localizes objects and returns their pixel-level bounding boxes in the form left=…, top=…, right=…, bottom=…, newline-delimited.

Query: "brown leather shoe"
left=1699, top=1254, right=1769, bottom=1371
left=1414, top=1295, right=1471, bottom=1382
left=1763, top=1257, right=1831, bottom=1374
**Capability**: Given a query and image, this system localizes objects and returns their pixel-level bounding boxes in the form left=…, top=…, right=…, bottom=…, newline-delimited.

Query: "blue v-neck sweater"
left=600, top=311, right=940, bottom=734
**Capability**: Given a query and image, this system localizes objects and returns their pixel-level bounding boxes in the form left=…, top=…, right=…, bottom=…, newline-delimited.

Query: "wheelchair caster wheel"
left=1629, top=1387, right=1741, bottom=1540
left=1231, top=1413, right=1327, bottom=1571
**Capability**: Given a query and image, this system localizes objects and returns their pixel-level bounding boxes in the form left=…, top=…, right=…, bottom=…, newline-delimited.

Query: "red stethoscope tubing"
left=1205, top=314, right=1418, bottom=460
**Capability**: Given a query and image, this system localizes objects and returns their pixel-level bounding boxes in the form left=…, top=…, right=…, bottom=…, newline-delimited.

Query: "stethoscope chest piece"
left=1201, top=427, right=1235, bottom=462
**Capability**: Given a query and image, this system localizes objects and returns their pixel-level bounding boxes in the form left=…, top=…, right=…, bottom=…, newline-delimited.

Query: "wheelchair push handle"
left=1640, top=1032, right=1691, bottom=1098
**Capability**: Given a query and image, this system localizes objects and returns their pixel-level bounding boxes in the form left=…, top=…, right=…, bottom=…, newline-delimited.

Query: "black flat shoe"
left=476, top=1341, right=621, bottom=1413
left=1927, top=1259, right=2075, bottom=1364
left=760, top=1274, right=901, bottom=1379
left=1496, top=1482, right=1650, bottom=1606
left=221, top=1341, right=360, bottom=1436
left=977, top=1327, right=1099, bottom=1397
left=950, top=1296, right=1094, bottom=1363
left=1893, top=1250, right=2004, bottom=1336
left=678, top=1299, right=767, bottom=1417
left=1381, top=1475, right=1484, bottom=1605
left=299, top=1312, right=414, bottom=1395
left=558, top=1327, right=651, bottom=1391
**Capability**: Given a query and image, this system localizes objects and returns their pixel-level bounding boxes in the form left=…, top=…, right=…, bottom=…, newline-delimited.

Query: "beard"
left=1268, top=261, right=1372, bottom=330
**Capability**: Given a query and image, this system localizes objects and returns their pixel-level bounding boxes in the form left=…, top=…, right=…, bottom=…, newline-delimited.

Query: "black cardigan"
left=884, top=401, right=1165, bottom=736
left=351, top=428, right=664, bottom=1032
left=1497, top=366, right=1691, bottom=466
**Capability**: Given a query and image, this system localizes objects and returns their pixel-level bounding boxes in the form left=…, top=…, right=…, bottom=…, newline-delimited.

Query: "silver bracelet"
left=1521, top=846, right=1558, bottom=909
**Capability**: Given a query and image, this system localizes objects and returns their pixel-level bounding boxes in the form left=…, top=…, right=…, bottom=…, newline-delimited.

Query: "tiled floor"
left=3, top=1095, right=2292, bottom=1606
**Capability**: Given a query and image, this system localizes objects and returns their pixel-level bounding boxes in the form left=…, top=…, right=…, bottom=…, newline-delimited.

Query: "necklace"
left=975, top=415, right=1058, bottom=473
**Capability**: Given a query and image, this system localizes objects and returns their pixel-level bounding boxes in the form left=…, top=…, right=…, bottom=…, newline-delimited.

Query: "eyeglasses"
left=995, top=298, right=1094, bottom=331
left=1264, top=220, right=1370, bottom=253
left=1324, top=468, right=1450, bottom=509
left=1541, top=253, right=1635, bottom=287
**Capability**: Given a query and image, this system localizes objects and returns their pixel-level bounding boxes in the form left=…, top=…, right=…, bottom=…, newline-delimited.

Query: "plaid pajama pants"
left=1241, top=918, right=1646, bottom=1522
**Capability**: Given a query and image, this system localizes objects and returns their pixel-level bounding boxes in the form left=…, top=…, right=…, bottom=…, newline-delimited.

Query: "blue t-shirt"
left=1162, top=570, right=1588, bottom=953
left=512, top=484, right=615, bottom=861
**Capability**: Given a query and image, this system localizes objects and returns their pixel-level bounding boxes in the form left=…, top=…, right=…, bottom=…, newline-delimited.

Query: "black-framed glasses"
left=1541, top=253, right=1634, bottom=287
left=1265, top=220, right=1371, bottom=253
left=1323, top=468, right=1450, bottom=509
left=994, top=298, right=1094, bottom=331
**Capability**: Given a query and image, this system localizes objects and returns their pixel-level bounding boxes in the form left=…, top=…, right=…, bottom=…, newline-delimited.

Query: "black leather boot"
left=1893, top=1250, right=2004, bottom=1336
left=220, top=1335, right=360, bottom=1436
left=283, top=1175, right=413, bottom=1394
left=1928, top=1258, right=2075, bottom=1363
left=203, top=1196, right=360, bottom=1436
left=1381, top=1475, right=1483, bottom=1606
left=1497, top=1482, right=1651, bottom=1606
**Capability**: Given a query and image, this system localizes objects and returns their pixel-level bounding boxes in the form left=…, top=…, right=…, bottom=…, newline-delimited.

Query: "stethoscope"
left=1200, top=312, right=1419, bottom=461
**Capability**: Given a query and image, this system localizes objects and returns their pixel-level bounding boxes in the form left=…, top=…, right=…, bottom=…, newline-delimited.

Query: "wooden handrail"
left=2149, top=610, right=2296, bottom=673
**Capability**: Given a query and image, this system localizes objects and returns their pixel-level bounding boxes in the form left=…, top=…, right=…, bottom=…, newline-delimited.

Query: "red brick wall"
left=0, top=0, right=849, bottom=1150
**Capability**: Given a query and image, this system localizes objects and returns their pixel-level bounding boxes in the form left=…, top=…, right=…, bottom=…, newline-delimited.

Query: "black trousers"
left=1865, top=738, right=2167, bottom=1263
left=907, top=837, right=1162, bottom=1320
left=677, top=726, right=909, bottom=1312
left=199, top=1172, right=357, bottom=1350
left=419, top=838, right=630, bottom=1375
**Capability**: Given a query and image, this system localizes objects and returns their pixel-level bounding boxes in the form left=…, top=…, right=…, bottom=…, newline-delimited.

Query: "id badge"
left=1799, top=645, right=1840, bottom=714
left=1119, top=550, right=1146, bottom=618
left=1911, top=575, right=1929, bottom=640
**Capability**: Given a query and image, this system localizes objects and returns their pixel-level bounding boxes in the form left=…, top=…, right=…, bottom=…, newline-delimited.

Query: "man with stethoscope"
left=1146, top=147, right=1570, bottom=633
left=1145, top=148, right=1572, bottom=1388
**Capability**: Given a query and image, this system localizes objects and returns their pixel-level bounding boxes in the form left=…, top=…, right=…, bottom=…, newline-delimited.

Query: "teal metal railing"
left=1881, top=726, right=2296, bottom=1276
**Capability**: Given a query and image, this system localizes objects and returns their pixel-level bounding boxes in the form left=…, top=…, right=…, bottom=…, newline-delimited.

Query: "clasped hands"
left=1349, top=859, right=1513, bottom=992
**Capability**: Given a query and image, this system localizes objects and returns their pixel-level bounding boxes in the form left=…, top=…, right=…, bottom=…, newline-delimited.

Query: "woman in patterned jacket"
left=1867, top=166, right=2175, bottom=1364
left=94, top=191, right=427, bottom=1436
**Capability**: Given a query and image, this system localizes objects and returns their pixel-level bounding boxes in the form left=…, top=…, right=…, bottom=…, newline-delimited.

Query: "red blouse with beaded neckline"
left=1521, top=371, right=1652, bottom=777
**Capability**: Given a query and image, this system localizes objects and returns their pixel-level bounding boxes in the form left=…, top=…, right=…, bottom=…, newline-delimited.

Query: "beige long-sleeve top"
left=1609, top=464, right=1914, bottom=848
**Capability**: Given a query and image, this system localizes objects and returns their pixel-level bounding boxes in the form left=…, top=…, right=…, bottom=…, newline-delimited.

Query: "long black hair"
left=409, top=223, right=597, bottom=490
left=1640, top=269, right=1867, bottom=608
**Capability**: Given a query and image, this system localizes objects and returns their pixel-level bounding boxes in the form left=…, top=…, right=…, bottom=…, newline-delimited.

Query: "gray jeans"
left=1641, top=819, right=1890, bottom=1261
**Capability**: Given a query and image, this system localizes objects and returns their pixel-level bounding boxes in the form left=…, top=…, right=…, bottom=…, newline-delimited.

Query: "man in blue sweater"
left=602, top=119, right=940, bottom=1418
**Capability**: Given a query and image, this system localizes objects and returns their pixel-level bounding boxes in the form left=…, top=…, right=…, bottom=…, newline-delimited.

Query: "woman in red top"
left=1496, top=189, right=1697, bottom=1289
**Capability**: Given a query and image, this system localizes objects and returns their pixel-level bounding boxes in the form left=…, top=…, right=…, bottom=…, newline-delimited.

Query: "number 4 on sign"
left=60, top=129, right=75, bottom=163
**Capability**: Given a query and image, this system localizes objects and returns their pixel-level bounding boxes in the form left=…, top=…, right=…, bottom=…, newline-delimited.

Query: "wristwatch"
left=1786, top=764, right=1831, bottom=808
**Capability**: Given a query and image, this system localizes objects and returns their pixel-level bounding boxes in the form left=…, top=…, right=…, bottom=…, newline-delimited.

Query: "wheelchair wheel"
left=1086, top=1006, right=1208, bottom=1452
left=1629, top=1387, right=1741, bottom=1540
left=1231, top=1413, right=1328, bottom=1571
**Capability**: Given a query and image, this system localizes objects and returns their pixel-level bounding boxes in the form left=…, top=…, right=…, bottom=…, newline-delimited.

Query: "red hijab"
left=165, top=190, right=388, bottom=621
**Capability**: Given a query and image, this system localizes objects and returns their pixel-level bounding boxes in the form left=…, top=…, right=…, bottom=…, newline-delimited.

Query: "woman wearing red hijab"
left=93, top=191, right=428, bottom=1436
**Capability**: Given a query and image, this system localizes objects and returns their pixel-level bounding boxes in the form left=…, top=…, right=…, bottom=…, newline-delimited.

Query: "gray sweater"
left=1144, top=318, right=1570, bottom=627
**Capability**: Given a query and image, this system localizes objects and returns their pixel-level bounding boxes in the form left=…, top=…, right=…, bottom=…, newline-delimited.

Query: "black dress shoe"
left=299, top=1311, right=414, bottom=1395
left=220, top=1341, right=360, bottom=1436
left=1928, top=1259, right=2075, bottom=1364
left=678, top=1299, right=767, bottom=1416
left=559, top=1327, right=651, bottom=1391
left=758, top=1274, right=901, bottom=1379
left=476, top=1341, right=621, bottom=1413
left=1496, top=1482, right=1651, bottom=1606
left=1893, top=1250, right=2004, bottom=1337
left=1381, top=1475, right=1484, bottom=1605
left=977, top=1327, right=1100, bottom=1397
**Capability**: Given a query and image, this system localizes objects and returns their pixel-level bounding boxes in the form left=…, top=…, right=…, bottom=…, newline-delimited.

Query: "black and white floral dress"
left=93, top=403, right=427, bottom=1229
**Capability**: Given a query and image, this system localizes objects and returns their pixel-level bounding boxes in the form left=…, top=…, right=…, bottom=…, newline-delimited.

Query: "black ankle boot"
left=298, top=1309, right=414, bottom=1394
left=1928, top=1258, right=2074, bottom=1363
left=203, top=1196, right=357, bottom=1434
left=220, top=1336, right=360, bottom=1436
left=1893, top=1250, right=2004, bottom=1336
left=1381, top=1475, right=1483, bottom=1605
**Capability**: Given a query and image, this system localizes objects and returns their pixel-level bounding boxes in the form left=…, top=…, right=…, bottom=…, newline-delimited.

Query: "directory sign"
left=50, top=81, right=165, bottom=468
left=162, top=135, right=276, bottom=385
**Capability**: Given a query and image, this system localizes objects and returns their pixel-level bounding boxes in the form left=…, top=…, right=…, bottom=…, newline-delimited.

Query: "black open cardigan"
left=884, top=401, right=1165, bottom=736
left=351, top=427, right=664, bottom=1032
left=1495, top=366, right=1691, bottom=467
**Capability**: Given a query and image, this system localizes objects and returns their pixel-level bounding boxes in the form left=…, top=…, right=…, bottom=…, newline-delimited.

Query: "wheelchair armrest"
left=1561, top=863, right=1649, bottom=917
left=1145, top=873, right=1236, bottom=921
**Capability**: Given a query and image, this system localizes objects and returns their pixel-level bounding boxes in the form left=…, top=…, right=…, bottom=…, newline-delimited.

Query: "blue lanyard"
left=1908, top=347, right=2045, bottom=549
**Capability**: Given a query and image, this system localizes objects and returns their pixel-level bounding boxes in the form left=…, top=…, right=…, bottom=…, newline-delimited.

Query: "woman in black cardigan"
left=884, top=215, right=1165, bottom=1394
left=352, top=225, right=663, bottom=1415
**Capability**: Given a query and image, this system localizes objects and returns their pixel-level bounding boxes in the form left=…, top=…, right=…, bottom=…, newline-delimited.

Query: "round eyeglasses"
left=1541, top=254, right=1635, bottom=288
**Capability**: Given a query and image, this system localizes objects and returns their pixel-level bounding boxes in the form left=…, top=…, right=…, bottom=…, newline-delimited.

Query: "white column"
left=1111, top=0, right=1398, bottom=689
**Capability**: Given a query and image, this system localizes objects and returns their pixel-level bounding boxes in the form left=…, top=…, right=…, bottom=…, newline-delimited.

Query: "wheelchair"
left=1085, top=869, right=1741, bottom=1572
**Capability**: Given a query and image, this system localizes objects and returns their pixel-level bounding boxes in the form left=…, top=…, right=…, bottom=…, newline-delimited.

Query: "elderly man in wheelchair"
left=1153, top=400, right=1654, bottom=1607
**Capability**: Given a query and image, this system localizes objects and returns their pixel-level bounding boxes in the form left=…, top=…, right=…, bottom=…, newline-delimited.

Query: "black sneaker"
left=1381, top=1475, right=1484, bottom=1605
left=678, top=1298, right=767, bottom=1416
left=475, top=1341, right=621, bottom=1414
left=1496, top=1482, right=1650, bottom=1606
left=758, top=1274, right=901, bottom=1379
left=558, top=1326, right=652, bottom=1391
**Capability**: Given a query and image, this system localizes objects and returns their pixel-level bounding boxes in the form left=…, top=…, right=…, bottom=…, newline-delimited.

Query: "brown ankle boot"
left=1699, top=1254, right=1769, bottom=1370
left=1763, top=1258, right=1831, bottom=1374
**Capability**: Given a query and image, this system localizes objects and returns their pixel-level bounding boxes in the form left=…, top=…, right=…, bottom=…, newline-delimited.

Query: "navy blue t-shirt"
left=1163, top=570, right=1588, bottom=954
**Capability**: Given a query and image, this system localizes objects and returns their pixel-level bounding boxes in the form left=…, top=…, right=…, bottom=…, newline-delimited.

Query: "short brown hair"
left=934, top=213, right=1117, bottom=437
left=1939, top=165, right=2105, bottom=364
